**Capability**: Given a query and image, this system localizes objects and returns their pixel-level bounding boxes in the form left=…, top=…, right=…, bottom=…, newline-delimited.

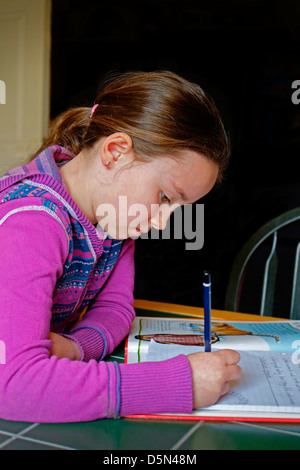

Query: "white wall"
left=0, top=0, right=51, bottom=173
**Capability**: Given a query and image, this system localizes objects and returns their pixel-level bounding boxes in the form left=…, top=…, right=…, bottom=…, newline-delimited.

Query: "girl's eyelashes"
left=161, top=192, right=171, bottom=204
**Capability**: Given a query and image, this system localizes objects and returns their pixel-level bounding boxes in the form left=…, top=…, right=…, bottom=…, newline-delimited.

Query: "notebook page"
left=145, top=341, right=300, bottom=410
left=204, top=350, right=300, bottom=412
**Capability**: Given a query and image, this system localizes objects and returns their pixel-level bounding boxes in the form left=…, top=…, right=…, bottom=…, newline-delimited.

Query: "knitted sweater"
left=0, top=146, right=193, bottom=423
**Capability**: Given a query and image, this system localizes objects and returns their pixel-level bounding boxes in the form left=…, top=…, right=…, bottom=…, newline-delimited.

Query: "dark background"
left=50, top=0, right=300, bottom=316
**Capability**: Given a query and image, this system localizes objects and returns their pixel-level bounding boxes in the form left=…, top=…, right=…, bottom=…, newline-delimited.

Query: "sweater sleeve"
left=0, top=204, right=193, bottom=423
left=69, top=238, right=135, bottom=361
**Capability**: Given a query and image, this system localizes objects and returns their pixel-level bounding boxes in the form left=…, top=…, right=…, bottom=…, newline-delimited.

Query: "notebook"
left=125, top=317, right=300, bottom=422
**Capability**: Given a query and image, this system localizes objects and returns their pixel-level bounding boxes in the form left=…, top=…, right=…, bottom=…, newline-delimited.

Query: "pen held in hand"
left=203, top=270, right=211, bottom=352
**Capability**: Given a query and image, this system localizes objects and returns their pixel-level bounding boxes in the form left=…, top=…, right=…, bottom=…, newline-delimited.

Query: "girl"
left=0, top=71, right=241, bottom=423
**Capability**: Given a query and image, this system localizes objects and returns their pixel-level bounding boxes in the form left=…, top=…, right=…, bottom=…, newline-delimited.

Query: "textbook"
left=125, top=317, right=300, bottom=422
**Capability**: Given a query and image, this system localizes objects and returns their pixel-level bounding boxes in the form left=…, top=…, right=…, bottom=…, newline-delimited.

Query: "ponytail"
left=29, top=71, right=230, bottom=178
left=29, top=107, right=92, bottom=161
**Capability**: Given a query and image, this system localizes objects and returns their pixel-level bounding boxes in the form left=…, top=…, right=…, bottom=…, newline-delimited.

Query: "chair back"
left=225, top=207, right=300, bottom=319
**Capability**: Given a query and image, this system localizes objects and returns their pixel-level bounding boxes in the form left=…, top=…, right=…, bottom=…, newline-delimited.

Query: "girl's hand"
left=49, top=332, right=82, bottom=361
left=187, top=349, right=242, bottom=408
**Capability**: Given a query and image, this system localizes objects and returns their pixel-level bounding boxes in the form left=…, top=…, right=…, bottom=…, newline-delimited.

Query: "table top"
left=0, top=300, right=299, bottom=451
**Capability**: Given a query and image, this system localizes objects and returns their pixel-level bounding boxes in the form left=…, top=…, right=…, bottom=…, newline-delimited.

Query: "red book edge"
left=125, top=414, right=300, bottom=423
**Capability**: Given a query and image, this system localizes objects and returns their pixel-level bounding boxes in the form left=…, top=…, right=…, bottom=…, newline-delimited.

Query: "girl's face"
left=94, top=149, right=219, bottom=240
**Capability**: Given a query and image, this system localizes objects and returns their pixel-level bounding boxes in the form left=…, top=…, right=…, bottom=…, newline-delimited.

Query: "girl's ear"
left=101, top=132, right=133, bottom=167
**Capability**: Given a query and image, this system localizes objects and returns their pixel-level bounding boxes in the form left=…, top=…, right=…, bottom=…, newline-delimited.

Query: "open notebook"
left=125, top=317, right=300, bottom=422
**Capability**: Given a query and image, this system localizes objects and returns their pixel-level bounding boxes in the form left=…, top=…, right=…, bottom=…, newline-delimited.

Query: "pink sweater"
left=0, top=148, right=193, bottom=423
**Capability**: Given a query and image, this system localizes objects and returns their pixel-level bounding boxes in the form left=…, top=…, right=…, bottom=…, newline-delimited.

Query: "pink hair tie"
left=90, top=104, right=99, bottom=118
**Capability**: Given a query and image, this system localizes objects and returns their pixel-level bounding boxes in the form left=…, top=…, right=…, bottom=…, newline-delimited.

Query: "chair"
left=225, top=207, right=300, bottom=319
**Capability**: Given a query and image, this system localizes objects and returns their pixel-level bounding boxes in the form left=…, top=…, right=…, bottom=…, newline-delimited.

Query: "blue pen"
left=203, top=271, right=211, bottom=352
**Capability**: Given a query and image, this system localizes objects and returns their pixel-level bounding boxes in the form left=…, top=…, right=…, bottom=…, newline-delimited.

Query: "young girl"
left=0, top=71, right=241, bottom=423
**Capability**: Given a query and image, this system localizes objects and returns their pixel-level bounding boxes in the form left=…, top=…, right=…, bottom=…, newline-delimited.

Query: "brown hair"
left=30, top=70, right=230, bottom=179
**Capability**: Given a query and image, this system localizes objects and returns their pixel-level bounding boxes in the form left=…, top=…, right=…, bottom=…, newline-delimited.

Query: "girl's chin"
left=96, top=224, right=145, bottom=240
left=128, top=227, right=142, bottom=240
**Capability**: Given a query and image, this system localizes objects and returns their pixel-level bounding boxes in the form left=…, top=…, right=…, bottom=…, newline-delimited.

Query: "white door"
left=0, top=0, right=51, bottom=174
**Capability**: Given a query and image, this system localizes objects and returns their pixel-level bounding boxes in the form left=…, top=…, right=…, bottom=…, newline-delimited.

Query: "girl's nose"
left=150, top=204, right=175, bottom=231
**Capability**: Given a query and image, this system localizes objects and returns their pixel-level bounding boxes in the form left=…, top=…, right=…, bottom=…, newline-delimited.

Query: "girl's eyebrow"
left=173, top=183, right=188, bottom=202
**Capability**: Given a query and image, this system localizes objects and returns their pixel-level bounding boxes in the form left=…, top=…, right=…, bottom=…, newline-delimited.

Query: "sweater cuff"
left=68, top=327, right=106, bottom=362
left=118, top=355, right=193, bottom=416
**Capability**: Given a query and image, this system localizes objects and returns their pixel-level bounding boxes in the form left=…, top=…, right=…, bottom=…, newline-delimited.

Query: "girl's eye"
left=161, top=192, right=171, bottom=204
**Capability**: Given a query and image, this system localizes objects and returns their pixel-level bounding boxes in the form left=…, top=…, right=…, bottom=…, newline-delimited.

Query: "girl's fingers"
left=226, top=363, right=243, bottom=382
left=220, top=382, right=230, bottom=397
left=220, top=365, right=242, bottom=398
left=216, top=349, right=241, bottom=365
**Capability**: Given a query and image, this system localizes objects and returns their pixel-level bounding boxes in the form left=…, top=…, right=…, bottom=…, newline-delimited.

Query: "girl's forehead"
left=154, top=152, right=219, bottom=196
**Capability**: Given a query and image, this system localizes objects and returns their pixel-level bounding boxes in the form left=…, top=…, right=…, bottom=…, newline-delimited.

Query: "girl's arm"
left=67, top=238, right=136, bottom=362
left=0, top=204, right=193, bottom=422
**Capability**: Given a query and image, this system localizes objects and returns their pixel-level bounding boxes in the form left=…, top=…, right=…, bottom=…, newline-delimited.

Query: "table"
left=0, top=300, right=299, bottom=451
